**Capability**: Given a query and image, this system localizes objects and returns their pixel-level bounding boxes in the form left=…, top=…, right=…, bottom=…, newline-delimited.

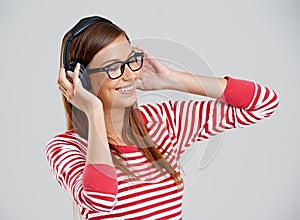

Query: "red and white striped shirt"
left=45, top=76, right=279, bottom=219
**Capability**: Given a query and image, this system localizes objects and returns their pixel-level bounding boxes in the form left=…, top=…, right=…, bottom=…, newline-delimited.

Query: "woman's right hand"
left=57, top=63, right=103, bottom=115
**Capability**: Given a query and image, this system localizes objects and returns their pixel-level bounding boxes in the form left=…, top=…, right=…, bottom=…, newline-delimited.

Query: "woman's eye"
left=128, top=56, right=138, bottom=63
left=108, top=64, right=120, bottom=72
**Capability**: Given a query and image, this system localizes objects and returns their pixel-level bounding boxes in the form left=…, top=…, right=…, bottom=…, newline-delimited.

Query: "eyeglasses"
left=86, top=51, right=144, bottom=80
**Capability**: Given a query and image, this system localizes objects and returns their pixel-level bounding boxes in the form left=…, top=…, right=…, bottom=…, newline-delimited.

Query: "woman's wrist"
left=158, top=69, right=180, bottom=90
left=85, top=100, right=104, bottom=119
left=165, top=70, right=228, bottom=98
left=165, top=70, right=191, bottom=91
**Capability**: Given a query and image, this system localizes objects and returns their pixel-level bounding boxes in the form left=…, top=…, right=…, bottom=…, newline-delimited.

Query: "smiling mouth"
left=115, top=85, right=135, bottom=94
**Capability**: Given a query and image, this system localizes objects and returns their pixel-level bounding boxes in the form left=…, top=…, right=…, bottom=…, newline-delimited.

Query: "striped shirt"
left=45, top=76, right=279, bottom=219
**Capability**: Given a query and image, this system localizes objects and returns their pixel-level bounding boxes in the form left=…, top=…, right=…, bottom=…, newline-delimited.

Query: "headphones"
left=63, top=16, right=113, bottom=90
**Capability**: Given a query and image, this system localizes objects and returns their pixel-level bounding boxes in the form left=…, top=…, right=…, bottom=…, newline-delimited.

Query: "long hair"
left=59, top=20, right=183, bottom=219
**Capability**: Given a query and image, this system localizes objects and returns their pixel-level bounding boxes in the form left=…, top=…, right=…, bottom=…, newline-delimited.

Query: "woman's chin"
left=111, top=93, right=137, bottom=108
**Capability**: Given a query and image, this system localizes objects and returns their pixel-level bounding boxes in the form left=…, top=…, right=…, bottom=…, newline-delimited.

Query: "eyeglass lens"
left=109, top=53, right=143, bottom=79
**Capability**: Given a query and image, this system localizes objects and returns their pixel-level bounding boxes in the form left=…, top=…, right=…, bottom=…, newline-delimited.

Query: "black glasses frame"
left=86, top=52, right=144, bottom=80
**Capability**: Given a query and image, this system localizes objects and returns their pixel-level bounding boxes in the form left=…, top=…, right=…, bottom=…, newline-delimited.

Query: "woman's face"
left=87, top=35, right=141, bottom=110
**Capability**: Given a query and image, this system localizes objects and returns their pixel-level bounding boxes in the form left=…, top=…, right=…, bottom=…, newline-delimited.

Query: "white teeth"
left=117, top=85, right=134, bottom=93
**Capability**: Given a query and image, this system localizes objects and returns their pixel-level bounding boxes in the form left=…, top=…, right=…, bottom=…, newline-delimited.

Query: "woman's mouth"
left=115, top=84, right=135, bottom=94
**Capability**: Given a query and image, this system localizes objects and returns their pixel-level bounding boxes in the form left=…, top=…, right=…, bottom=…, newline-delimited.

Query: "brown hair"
left=59, top=21, right=183, bottom=190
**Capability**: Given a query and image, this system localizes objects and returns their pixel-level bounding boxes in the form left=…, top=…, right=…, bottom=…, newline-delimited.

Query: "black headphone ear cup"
left=62, top=17, right=113, bottom=92
left=67, top=61, right=92, bottom=91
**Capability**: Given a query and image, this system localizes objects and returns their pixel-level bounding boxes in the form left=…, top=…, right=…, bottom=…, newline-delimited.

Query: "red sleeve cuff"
left=218, top=76, right=255, bottom=108
left=82, top=164, right=117, bottom=194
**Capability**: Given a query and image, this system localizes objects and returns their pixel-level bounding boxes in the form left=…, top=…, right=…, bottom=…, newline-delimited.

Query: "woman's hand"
left=135, top=46, right=175, bottom=91
left=134, top=46, right=228, bottom=98
left=57, top=63, right=102, bottom=114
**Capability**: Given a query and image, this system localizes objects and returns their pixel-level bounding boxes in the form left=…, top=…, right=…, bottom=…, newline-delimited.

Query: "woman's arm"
left=139, top=77, right=279, bottom=158
left=57, top=63, right=114, bottom=166
left=45, top=131, right=118, bottom=213
left=47, top=64, right=118, bottom=212
left=163, top=70, right=228, bottom=99
left=137, top=47, right=279, bottom=158
left=136, top=46, right=226, bottom=98
left=85, top=104, right=114, bottom=165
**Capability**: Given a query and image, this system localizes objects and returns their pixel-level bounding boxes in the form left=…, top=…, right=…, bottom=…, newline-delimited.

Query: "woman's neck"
left=103, top=106, right=127, bottom=145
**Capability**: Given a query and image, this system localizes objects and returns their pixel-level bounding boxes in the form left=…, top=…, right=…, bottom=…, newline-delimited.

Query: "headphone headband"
left=69, top=16, right=113, bottom=38
left=63, top=16, right=113, bottom=68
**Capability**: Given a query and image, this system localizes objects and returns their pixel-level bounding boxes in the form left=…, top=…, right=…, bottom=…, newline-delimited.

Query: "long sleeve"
left=45, top=131, right=118, bottom=213
left=139, top=76, right=279, bottom=159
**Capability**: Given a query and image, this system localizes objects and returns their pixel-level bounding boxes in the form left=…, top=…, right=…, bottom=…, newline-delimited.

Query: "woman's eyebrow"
left=101, top=50, right=134, bottom=66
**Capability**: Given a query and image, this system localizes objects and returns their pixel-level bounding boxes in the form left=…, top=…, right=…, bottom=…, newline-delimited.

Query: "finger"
left=133, top=44, right=146, bottom=51
left=58, top=66, right=73, bottom=89
left=133, top=45, right=153, bottom=58
left=72, top=63, right=81, bottom=87
left=136, top=78, right=144, bottom=90
left=58, top=84, right=72, bottom=101
left=133, top=45, right=152, bottom=57
left=133, top=45, right=158, bottom=67
left=58, top=84, right=66, bottom=95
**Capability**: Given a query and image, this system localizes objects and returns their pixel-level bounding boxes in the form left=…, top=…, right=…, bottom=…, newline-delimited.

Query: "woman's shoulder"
left=48, top=129, right=85, bottom=141
left=45, top=129, right=88, bottom=154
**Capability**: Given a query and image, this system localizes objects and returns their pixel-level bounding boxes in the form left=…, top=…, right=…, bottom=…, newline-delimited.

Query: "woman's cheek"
left=90, top=74, right=107, bottom=96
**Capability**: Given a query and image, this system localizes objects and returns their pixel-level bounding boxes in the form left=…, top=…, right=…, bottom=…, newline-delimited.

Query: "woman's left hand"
left=135, top=46, right=174, bottom=91
left=134, top=45, right=228, bottom=98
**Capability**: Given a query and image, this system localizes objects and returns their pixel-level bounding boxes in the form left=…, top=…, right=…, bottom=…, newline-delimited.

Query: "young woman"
left=45, top=15, right=279, bottom=220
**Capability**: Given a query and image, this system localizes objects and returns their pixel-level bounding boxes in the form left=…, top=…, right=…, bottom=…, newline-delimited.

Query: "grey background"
left=1, top=0, right=299, bottom=219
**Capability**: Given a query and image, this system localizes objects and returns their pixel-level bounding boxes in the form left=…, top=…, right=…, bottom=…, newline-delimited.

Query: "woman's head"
left=60, top=16, right=141, bottom=109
